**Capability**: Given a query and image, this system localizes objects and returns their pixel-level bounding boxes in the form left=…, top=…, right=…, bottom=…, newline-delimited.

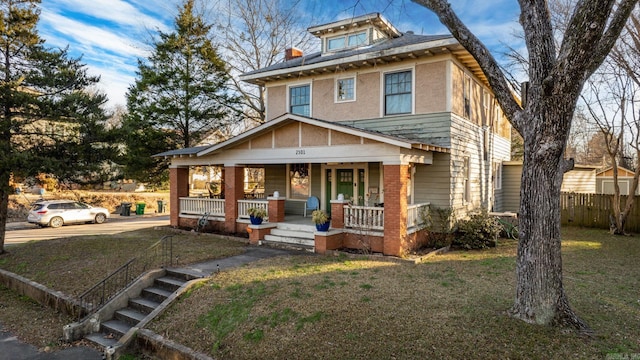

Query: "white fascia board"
left=239, top=38, right=460, bottom=83
left=209, top=143, right=432, bottom=166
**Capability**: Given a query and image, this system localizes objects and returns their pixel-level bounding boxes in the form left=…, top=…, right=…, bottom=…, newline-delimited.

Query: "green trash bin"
left=135, top=203, right=146, bottom=215
left=157, top=200, right=166, bottom=213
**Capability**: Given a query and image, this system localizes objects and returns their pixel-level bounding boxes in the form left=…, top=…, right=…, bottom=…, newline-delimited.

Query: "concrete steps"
left=262, top=223, right=317, bottom=250
left=84, top=268, right=200, bottom=350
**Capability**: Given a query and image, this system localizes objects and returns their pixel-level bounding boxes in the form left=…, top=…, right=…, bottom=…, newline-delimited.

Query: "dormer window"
left=326, top=31, right=367, bottom=52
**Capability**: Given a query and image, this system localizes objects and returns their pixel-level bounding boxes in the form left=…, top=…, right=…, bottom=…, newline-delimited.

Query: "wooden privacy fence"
left=560, top=192, right=640, bottom=232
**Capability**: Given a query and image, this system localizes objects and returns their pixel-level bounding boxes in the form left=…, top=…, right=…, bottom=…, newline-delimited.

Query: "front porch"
left=161, top=114, right=449, bottom=256
left=175, top=196, right=430, bottom=255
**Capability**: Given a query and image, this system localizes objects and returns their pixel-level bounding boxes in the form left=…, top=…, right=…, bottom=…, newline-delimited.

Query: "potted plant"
left=312, top=210, right=330, bottom=231
left=247, top=207, right=267, bottom=225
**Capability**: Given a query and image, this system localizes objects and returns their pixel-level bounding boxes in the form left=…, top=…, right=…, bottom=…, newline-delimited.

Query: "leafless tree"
left=211, top=0, right=316, bottom=125
left=582, top=12, right=640, bottom=235
left=412, top=0, right=638, bottom=330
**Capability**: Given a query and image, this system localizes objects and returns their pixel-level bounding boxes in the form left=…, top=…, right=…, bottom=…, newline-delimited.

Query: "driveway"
left=4, top=214, right=170, bottom=246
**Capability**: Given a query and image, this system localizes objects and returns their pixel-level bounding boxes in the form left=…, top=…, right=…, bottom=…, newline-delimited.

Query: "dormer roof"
left=307, top=12, right=400, bottom=39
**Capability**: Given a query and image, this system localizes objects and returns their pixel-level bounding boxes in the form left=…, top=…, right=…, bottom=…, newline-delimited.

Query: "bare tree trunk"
left=513, top=151, right=588, bottom=329
left=0, top=172, right=8, bottom=255
left=511, top=105, right=589, bottom=329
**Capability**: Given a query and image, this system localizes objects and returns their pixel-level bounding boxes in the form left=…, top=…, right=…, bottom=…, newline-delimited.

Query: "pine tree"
left=120, top=0, right=239, bottom=185
left=0, top=0, right=113, bottom=253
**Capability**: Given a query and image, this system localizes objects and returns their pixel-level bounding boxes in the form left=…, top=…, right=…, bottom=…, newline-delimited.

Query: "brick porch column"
left=268, top=196, right=285, bottom=222
left=224, top=166, right=245, bottom=233
left=383, top=164, right=409, bottom=256
left=330, top=199, right=350, bottom=229
left=169, top=167, right=189, bottom=227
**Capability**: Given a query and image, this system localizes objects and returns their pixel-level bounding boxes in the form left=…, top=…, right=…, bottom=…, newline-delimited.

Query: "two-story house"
left=158, top=13, right=512, bottom=256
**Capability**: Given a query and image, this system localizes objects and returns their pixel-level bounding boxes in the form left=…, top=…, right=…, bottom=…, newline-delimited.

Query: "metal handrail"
left=77, top=235, right=174, bottom=320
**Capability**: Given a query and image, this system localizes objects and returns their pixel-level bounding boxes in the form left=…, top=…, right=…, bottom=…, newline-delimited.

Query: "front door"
left=337, top=169, right=354, bottom=202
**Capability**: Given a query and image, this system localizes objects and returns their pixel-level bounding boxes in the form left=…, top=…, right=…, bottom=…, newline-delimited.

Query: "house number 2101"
left=296, top=149, right=306, bottom=155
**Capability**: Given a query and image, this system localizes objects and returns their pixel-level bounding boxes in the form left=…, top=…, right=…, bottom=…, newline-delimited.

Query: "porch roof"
left=156, top=113, right=449, bottom=165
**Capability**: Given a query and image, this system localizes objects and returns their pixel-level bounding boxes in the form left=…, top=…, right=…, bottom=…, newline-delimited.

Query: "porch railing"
left=238, top=199, right=269, bottom=220
left=407, top=203, right=430, bottom=228
left=344, top=205, right=384, bottom=230
left=180, top=197, right=225, bottom=216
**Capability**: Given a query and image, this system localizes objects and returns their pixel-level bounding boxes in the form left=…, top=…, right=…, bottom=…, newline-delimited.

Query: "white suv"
left=27, top=200, right=110, bottom=228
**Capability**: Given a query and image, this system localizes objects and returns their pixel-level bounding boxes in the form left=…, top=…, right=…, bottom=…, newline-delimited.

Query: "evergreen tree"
left=0, top=0, right=114, bottom=253
left=120, top=0, right=239, bottom=185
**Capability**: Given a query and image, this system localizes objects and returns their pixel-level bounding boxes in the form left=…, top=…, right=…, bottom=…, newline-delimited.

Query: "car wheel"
left=94, top=213, right=107, bottom=224
left=49, top=217, right=64, bottom=228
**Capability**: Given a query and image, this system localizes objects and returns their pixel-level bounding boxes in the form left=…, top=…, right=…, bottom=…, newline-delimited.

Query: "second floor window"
left=464, top=75, right=472, bottom=119
left=290, top=85, right=310, bottom=116
left=384, top=70, right=412, bottom=115
left=337, top=78, right=355, bottom=101
left=327, top=31, right=367, bottom=52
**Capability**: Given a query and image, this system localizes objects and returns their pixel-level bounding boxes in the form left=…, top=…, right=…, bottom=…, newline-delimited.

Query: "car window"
left=30, top=204, right=45, bottom=211
left=48, top=204, right=61, bottom=210
left=75, top=202, right=90, bottom=209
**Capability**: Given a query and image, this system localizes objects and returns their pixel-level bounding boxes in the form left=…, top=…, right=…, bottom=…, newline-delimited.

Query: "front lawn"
left=149, top=227, right=640, bottom=359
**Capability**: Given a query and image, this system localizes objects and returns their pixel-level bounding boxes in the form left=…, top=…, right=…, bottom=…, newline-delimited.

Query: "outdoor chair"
left=304, top=196, right=319, bottom=217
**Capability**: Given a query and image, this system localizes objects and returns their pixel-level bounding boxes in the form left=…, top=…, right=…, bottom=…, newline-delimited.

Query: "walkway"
left=0, top=246, right=298, bottom=359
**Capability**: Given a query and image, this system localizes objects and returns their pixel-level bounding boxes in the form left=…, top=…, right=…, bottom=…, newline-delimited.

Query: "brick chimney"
left=285, top=47, right=303, bottom=61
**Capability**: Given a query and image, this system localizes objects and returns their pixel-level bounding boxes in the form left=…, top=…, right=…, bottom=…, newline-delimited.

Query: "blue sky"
left=37, top=0, right=522, bottom=109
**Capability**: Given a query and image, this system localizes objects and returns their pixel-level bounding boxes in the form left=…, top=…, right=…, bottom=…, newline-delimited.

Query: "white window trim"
left=494, top=162, right=502, bottom=190
left=380, top=66, right=415, bottom=117
left=325, top=30, right=369, bottom=53
left=463, top=73, right=472, bottom=120
left=335, top=76, right=356, bottom=103
left=286, top=82, right=313, bottom=117
left=463, top=156, right=471, bottom=204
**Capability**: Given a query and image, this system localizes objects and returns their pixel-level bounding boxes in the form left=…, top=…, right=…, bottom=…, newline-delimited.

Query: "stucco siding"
left=274, top=123, right=299, bottom=148
left=415, top=61, right=447, bottom=114
left=266, top=85, right=286, bottom=121
left=301, top=123, right=329, bottom=146
left=251, top=132, right=272, bottom=149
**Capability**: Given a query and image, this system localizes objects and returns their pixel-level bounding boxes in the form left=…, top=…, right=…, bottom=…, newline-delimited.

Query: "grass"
left=0, top=228, right=246, bottom=296
left=0, top=227, right=246, bottom=350
left=148, top=227, right=640, bottom=359
left=0, top=226, right=639, bottom=358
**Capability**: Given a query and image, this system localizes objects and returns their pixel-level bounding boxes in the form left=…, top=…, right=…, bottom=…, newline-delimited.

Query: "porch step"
left=270, top=228, right=315, bottom=239
left=275, top=222, right=317, bottom=232
left=262, top=222, right=316, bottom=250
left=263, top=234, right=315, bottom=247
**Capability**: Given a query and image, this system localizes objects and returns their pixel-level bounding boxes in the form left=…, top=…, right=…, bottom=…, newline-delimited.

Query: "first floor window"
left=290, top=163, right=310, bottom=199
left=493, top=162, right=502, bottom=190
left=244, top=167, right=265, bottom=198
left=290, top=85, right=310, bottom=116
left=463, top=157, right=470, bottom=203
left=385, top=70, right=412, bottom=115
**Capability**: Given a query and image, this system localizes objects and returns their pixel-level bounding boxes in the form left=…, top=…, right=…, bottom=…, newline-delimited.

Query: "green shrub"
left=453, top=210, right=501, bottom=250
left=421, top=206, right=456, bottom=249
